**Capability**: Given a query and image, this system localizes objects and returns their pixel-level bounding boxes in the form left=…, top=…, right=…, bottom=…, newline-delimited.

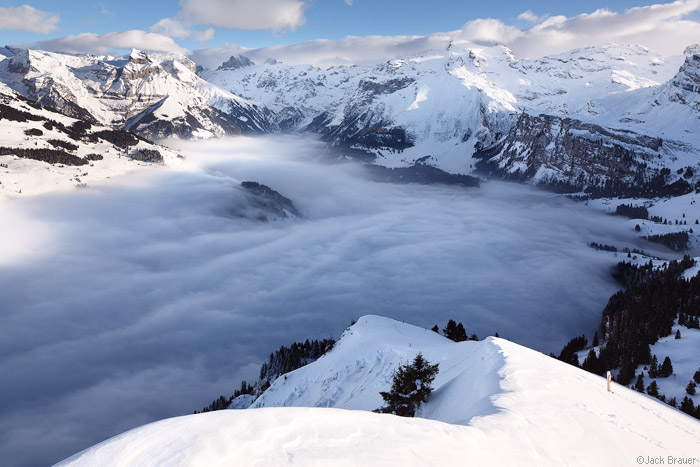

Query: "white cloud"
left=517, top=10, right=541, bottom=23
left=180, top=0, right=307, bottom=31
left=459, top=0, right=700, bottom=57
left=459, top=18, right=521, bottom=45
left=35, top=30, right=188, bottom=55
left=195, top=27, right=216, bottom=42
left=98, top=2, right=114, bottom=17
left=0, top=5, right=59, bottom=34
left=191, top=0, right=700, bottom=68
left=190, top=34, right=452, bottom=68
left=150, top=18, right=191, bottom=38
left=345, top=0, right=354, bottom=5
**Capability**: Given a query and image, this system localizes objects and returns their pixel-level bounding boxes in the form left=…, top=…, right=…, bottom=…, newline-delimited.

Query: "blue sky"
left=1, top=0, right=697, bottom=50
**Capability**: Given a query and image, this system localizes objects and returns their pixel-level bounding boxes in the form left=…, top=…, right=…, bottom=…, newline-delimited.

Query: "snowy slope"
left=58, top=316, right=700, bottom=466
left=0, top=86, right=183, bottom=199
left=637, top=323, right=700, bottom=407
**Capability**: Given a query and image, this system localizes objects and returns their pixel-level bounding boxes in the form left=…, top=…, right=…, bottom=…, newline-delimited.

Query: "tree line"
left=557, top=256, right=700, bottom=419
left=195, top=337, right=335, bottom=414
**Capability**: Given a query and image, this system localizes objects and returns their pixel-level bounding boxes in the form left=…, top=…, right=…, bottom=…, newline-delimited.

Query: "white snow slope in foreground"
left=57, top=316, right=700, bottom=466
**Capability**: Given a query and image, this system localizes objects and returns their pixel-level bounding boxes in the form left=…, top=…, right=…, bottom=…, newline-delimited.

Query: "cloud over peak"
left=35, top=30, right=188, bottom=55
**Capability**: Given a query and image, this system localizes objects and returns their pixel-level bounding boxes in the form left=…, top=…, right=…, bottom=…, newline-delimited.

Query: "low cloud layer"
left=0, top=136, right=651, bottom=466
left=0, top=5, right=59, bottom=34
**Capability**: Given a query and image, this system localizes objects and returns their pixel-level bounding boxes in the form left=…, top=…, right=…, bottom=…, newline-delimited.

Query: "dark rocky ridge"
left=238, top=181, right=301, bottom=221
left=217, top=55, right=255, bottom=70
left=365, top=162, right=479, bottom=187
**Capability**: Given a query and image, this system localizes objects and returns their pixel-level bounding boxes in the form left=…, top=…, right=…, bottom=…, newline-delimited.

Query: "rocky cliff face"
left=474, top=113, right=695, bottom=197
left=668, top=53, right=700, bottom=109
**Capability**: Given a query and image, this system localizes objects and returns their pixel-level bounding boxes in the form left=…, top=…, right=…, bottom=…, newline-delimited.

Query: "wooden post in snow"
left=607, top=371, right=612, bottom=392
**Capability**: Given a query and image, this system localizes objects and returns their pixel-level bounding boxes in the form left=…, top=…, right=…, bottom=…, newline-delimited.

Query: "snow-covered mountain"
left=0, top=47, right=275, bottom=140
left=203, top=42, right=699, bottom=191
left=57, top=316, right=700, bottom=466
left=0, top=81, right=185, bottom=198
left=1, top=42, right=699, bottom=196
left=0, top=86, right=304, bottom=221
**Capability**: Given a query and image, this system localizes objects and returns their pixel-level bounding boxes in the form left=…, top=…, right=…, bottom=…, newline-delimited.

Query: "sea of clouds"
left=0, top=135, right=657, bottom=466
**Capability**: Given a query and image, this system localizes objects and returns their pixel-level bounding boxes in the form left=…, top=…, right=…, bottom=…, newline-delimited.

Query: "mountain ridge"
left=56, top=315, right=700, bottom=466
left=1, top=42, right=699, bottom=198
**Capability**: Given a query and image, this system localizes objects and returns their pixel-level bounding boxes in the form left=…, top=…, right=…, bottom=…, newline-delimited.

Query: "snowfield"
left=57, top=316, right=700, bottom=466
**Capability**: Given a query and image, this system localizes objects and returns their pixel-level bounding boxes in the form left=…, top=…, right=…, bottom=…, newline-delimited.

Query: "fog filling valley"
left=1, top=136, right=652, bottom=466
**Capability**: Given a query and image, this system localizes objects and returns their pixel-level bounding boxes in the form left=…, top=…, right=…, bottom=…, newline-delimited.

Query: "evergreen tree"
left=647, top=380, right=659, bottom=398
left=618, top=359, right=636, bottom=386
left=694, top=368, right=700, bottom=384
left=581, top=349, right=604, bottom=375
left=377, top=353, right=439, bottom=417
left=660, top=356, right=673, bottom=377
left=592, top=331, right=599, bottom=347
left=431, top=325, right=439, bottom=333
left=648, top=356, right=659, bottom=378
left=680, top=396, right=696, bottom=416
left=634, top=372, right=645, bottom=392
left=558, top=335, right=587, bottom=366
left=443, top=320, right=467, bottom=342
left=675, top=329, right=681, bottom=339
left=687, top=381, right=697, bottom=396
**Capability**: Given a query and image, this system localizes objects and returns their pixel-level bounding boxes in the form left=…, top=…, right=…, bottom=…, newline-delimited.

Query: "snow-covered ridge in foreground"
left=58, top=316, right=700, bottom=466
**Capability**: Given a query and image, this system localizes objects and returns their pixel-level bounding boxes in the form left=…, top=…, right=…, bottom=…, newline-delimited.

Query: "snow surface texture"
left=58, top=316, right=700, bottom=466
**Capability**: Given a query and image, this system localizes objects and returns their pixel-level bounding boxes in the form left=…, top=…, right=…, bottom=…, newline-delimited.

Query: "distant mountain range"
left=1, top=41, right=699, bottom=196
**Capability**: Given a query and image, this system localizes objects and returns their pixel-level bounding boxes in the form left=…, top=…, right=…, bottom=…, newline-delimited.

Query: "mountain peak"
left=128, top=48, right=150, bottom=65
left=685, top=44, right=700, bottom=56
left=672, top=53, right=700, bottom=95
left=217, top=55, right=255, bottom=70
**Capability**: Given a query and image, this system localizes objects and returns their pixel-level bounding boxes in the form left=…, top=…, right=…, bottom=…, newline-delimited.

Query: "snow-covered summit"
left=57, top=315, right=700, bottom=466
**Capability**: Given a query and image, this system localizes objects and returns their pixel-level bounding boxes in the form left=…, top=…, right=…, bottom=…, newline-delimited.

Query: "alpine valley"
left=1, top=30, right=700, bottom=467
